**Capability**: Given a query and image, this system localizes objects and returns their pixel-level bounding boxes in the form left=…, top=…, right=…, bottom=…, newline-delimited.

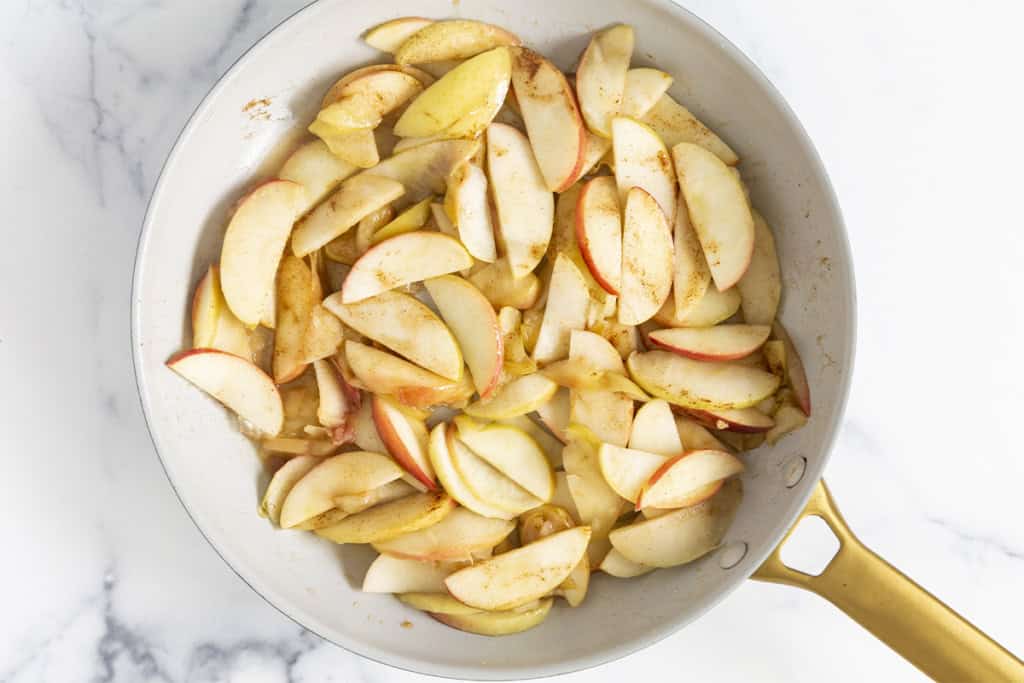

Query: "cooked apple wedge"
left=371, top=197, right=432, bottom=245
left=308, top=123, right=379, bottom=168
left=532, top=254, right=590, bottom=364
left=497, top=307, right=537, bottom=378
left=620, top=68, right=674, bottom=119
left=609, top=478, right=742, bottom=567
left=448, top=433, right=542, bottom=516
left=424, top=276, right=504, bottom=399
left=618, top=187, right=674, bottom=325
left=772, top=322, right=811, bottom=416
left=486, top=123, right=554, bottom=279
left=568, top=330, right=633, bottom=447
left=737, top=211, right=782, bottom=325
left=344, top=341, right=474, bottom=410
left=321, top=64, right=435, bottom=105
left=362, top=139, right=480, bottom=200
left=766, top=403, right=809, bottom=444
left=278, top=451, right=404, bottom=528
left=628, top=399, right=683, bottom=456
left=636, top=449, right=745, bottom=509
left=398, top=592, right=482, bottom=615
left=577, top=131, right=613, bottom=179
left=334, top=480, right=417, bottom=515
left=673, top=142, right=754, bottom=290
left=219, top=180, right=306, bottom=327
left=509, top=47, right=586, bottom=192
left=430, top=598, right=553, bottom=636
left=372, top=394, right=438, bottom=490
left=394, top=20, right=520, bottom=65
left=312, top=358, right=358, bottom=443
left=612, top=117, right=676, bottom=221
left=444, top=162, right=497, bottom=262
left=362, top=554, right=459, bottom=593
left=467, top=258, right=541, bottom=309
left=535, top=388, right=571, bottom=443
left=575, top=176, right=622, bottom=295
left=340, top=231, right=473, bottom=303
left=259, top=455, right=321, bottom=525
left=314, top=70, right=423, bottom=135
left=272, top=253, right=317, bottom=384
left=324, top=289, right=463, bottom=381
left=445, top=526, right=590, bottom=610
left=364, top=17, right=434, bottom=53
left=261, top=437, right=338, bottom=457
left=278, top=139, right=358, bottom=215
left=374, top=507, right=514, bottom=561
left=428, top=424, right=516, bottom=519
left=463, top=373, right=559, bottom=420
left=600, top=548, right=655, bottom=578
left=653, top=284, right=742, bottom=328
left=495, top=414, right=563, bottom=467
left=672, top=196, right=712, bottom=319
left=351, top=399, right=387, bottom=453
left=561, top=430, right=625, bottom=560
left=315, top=491, right=454, bottom=543
left=627, top=350, right=780, bottom=410
left=576, top=24, right=634, bottom=138
left=640, top=94, right=738, bottom=165
left=648, top=325, right=770, bottom=362
left=691, top=406, right=774, bottom=433
left=675, top=414, right=730, bottom=452
left=597, top=443, right=668, bottom=503
left=167, top=349, right=283, bottom=435
left=191, top=265, right=251, bottom=359
left=291, top=175, right=404, bottom=257
left=454, top=417, right=554, bottom=501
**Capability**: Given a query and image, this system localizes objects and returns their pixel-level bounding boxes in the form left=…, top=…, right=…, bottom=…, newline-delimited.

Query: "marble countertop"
left=3, top=0, right=1023, bottom=680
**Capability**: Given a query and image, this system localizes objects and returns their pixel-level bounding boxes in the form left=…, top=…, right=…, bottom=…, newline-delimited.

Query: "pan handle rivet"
left=783, top=455, right=807, bottom=488
left=717, top=541, right=747, bottom=569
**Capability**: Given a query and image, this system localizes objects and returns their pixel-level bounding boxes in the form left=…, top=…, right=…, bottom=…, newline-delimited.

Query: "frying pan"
left=130, top=0, right=1024, bottom=679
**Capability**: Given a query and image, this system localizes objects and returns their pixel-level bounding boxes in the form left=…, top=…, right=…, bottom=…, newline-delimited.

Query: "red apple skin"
left=686, top=408, right=773, bottom=434
left=646, top=337, right=758, bottom=363
left=371, top=396, right=438, bottom=490
left=575, top=177, right=620, bottom=296
left=635, top=450, right=727, bottom=510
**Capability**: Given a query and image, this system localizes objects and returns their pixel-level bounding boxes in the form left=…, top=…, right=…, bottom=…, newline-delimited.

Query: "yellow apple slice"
left=259, top=455, right=321, bottom=525
left=339, top=231, right=473, bottom=303
left=575, top=176, right=622, bottom=295
left=278, top=451, right=404, bottom=528
left=314, top=70, right=423, bottom=134
left=463, top=373, right=559, bottom=420
left=612, top=117, right=676, bottom=221
left=640, top=94, right=738, bottom=165
left=278, top=139, right=357, bottom=216
left=673, top=142, right=754, bottom=290
left=398, top=592, right=482, bottom=615
left=497, top=307, right=537, bottom=378
left=618, top=187, right=674, bottom=325
left=308, top=122, right=379, bottom=168
left=576, top=24, right=634, bottom=138
left=627, top=350, right=780, bottom=411
left=362, top=139, right=480, bottom=202
left=315, top=491, right=454, bottom=543
left=364, top=17, right=434, bottom=53
left=495, top=414, right=563, bottom=467
left=362, top=554, right=460, bottom=593
left=272, top=253, right=316, bottom=383
left=321, top=64, right=435, bottom=106
left=620, top=68, right=674, bottom=119
left=370, top=197, right=433, bottom=245
left=373, top=507, right=514, bottom=561
left=219, top=180, right=306, bottom=326
left=737, top=210, right=782, bottom=325
left=394, top=47, right=510, bottom=139
left=445, top=526, right=590, bottom=610
left=444, top=162, right=497, bottom=262
left=428, top=424, right=516, bottom=520
left=654, top=284, right=742, bottom=328
left=453, top=417, right=554, bottom=501
left=637, top=450, right=745, bottom=510
left=568, top=331, right=633, bottom=448
left=371, top=395, right=437, bottom=490
left=599, top=548, right=654, bottom=577
left=291, top=175, right=405, bottom=257
left=430, top=598, right=553, bottom=636
left=672, top=195, right=712, bottom=319
left=535, top=388, right=570, bottom=443
left=531, top=254, right=590, bottom=364
left=167, top=349, right=283, bottom=435
left=597, top=443, right=668, bottom=503
left=190, top=265, right=251, bottom=359
left=467, top=258, right=541, bottom=309
left=424, top=276, right=504, bottom=399
left=351, top=399, right=387, bottom=453
left=772, top=322, right=811, bottom=416
left=629, top=399, right=683, bottom=456
left=344, top=341, right=474, bottom=410
left=648, top=325, right=771, bottom=362
left=262, top=437, right=339, bottom=457
left=509, top=47, right=586, bottom=192
left=609, top=478, right=742, bottom=567
left=394, top=20, right=520, bottom=65
left=448, top=434, right=542, bottom=516
left=333, top=480, right=417, bottom=515
left=486, top=123, right=554, bottom=279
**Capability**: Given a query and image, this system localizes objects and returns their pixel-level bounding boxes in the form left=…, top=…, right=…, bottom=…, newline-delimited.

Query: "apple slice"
left=314, top=70, right=423, bottom=134
left=629, top=399, right=683, bottom=456
left=486, top=123, right=554, bottom=279
left=291, top=175, right=405, bottom=257
left=322, top=64, right=435, bottom=104
left=648, top=325, right=770, bottom=361
left=673, top=142, right=754, bottom=290
left=324, top=289, right=463, bottom=381
left=351, top=400, right=387, bottom=452
left=191, top=265, right=251, bottom=359
left=259, top=455, right=320, bottom=525
left=394, top=47, right=511, bottom=139
left=653, top=285, right=742, bottom=328
left=628, top=350, right=780, bottom=411
left=167, top=349, right=283, bottom=435
left=364, top=17, right=434, bottom=53
left=576, top=24, right=634, bottom=138
left=577, top=131, right=613, bottom=178
left=597, top=443, right=668, bottom=503
left=568, top=330, right=633, bottom=448
left=262, top=437, right=338, bottom=457
left=363, top=139, right=480, bottom=201
left=453, top=417, right=554, bottom=501
left=307, top=123, right=379, bottom=168
left=344, top=341, right=474, bottom=410
left=497, top=307, right=537, bottom=378
left=219, top=180, right=306, bottom=326
left=612, top=117, right=676, bottom=221
left=278, top=139, right=358, bottom=216
left=766, top=403, right=809, bottom=444
left=531, top=254, right=590, bottom=364
left=448, top=434, right=542, bottom=516
left=772, top=322, right=811, bottom=416
left=444, top=162, right=497, bottom=262
left=394, top=20, right=520, bottom=65
left=675, top=414, right=730, bottom=452
left=445, top=526, right=590, bottom=610
left=575, top=176, right=622, bottom=295
left=618, top=187, right=674, bottom=325
left=373, top=507, right=515, bottom=561
left=430, top=599, right=553, bottom=636
left=467, top=258, right=541, bottom=309
left=509, top=47, right=586, bottom=192
left=640, top=94, right=738, bottom=165
left=535, top=387, right=571, bottom=443
left=610, top=478, right=742, bottom=567
left=463, top=373, right=559, bottom=420
left=690, top=406, right=774, bottom=433
left=620, top=68, right=674, bottom=119
left=673, top=196, right=712, bottom=319
left=736, top=211, right=782, bottom=325
left=372, top=395, right=438, bottom=490
left=312, top=358, right=358, bottom=443
left=340, top=231, right=473, bottom=303
left=428, top=424, right=516, bottom=520
left=362, top=554, right=459, bottom=594
left=561, top=430, right=625, bottom=563
left=599, top=548, right=654, bottom=578
left=495, top=414, right=563, bottom=468
left=272, top=253, right=316, bottom=383
left=398, top=592, right=482, bottom=615
left=424, top=276, right=504, bottom=399
left=636, top=449, right=745, bottom=509
left=315, top=491, right=454, bottom=543
left=278, top=451, right=403, bottom=528
left=371, top=197, right=432, bottom=245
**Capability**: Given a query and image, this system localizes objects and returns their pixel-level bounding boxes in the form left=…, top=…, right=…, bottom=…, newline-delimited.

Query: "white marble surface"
left=2, top=0, right=1023, bottom=680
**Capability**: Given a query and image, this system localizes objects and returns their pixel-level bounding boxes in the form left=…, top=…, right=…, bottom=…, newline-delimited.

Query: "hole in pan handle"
left=752, top=479, right=1024, bottom=683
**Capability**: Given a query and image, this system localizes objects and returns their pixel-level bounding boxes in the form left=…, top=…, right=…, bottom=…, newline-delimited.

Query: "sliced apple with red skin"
left=291, top=175, right=405, bottom=257
left=689, top=406, right=774, bottom=434
left=618, top=187, right=674, bottom=325
left=339, top=231, right=473, bottom=304
left=429, top=599, right=553, bottom=636
left=535, top=387, right=571, bottom=443
left=467, top=258, right=541, bottom=310
left=372, top=394, right=438, bottom=490
left=636, top=449, right=745, bottom=510
left=509, top=47, right=586, bottom=192
left=259, top=455, right=321, bottom=525
left=628, top=350, right=780, bottom=411
left=640, top=94, right=738, bottom=166
left=373, top=507, right=514, bottom=561
left=597, top=443, right=668, bottom=503
left=772, top=322, right=812, bottom=416
left=673, top=195, right=712, bottom=319
left=394, top=20, right=520, bottom=65
left=737, top=210, right=782, bottom=325
left=191, top=265, right=251, bottom=359
left=609, top=478, right=741, bottom=567
left=324, top=289, right=464, bottom=381
left=443, top=162, right=497, bottom=262
left=486, top=123, right=554, bottom=279
left=576, top=24, right=634, bottom=138
left=454, top=416, right=554, bottom=501
left=620, top=68, right=674, bottom=119
left=321, top=64, right=435, bottom=105
left=362, top=554, right=461, bottom=594
left=344, top=341, right=474, bottom=410
left=315, top=491, right=454, bottom=543
left=219, top=180, right=306, bottom=327
left=629, top=399, right=683, bottom=456
left=673, top=142, right=754, bottom=290
left=448, top=433, right=542, bottom=516
left=364, top=17, right=434, bottom=53
left=653, top=285, right=742, bottom=328
left=647, top=325, right=770, bottom=362
left=463, top=373, right=559, bottom=420
left=314, top=70, right=423, bottom=134
left=278, top=139, right=358, bottom=216
left=362, top=139, right=480, bottom=201
left=445, top=526, right=590, bottom=610
left=167, top=349, right=283, bottom=435
left=576, top=176, right=622, bottom=295
left=612, top=117, right=677, bottom=221
left=568, top=330, right=633, bottom=448
left=531, top=254, right=590, bottom=364
left=428, top=423, right=516, bottom=520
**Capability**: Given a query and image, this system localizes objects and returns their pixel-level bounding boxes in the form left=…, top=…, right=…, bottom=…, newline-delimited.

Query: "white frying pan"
left=131, top=0, right=1023, bottom=679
